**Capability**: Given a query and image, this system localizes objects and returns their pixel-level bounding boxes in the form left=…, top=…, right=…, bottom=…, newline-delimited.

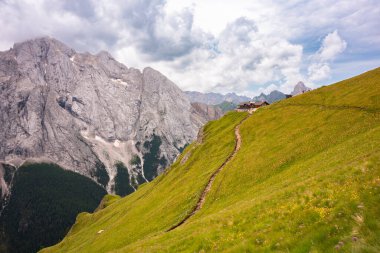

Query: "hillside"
left=0, top=163, right=106, bottom=253
left=0, top=37, right=227, bottom=253
left=42, top=68, right=380, bottom=252
left=214, top=101, right=237, bottom=113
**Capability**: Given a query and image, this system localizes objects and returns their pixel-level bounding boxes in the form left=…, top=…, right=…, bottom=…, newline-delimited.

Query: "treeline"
left=0, top=163, right=106, bottom=253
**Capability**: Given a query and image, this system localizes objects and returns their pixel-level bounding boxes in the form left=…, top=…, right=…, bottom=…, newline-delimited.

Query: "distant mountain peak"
left=269, top=90, right=283, bottom=95
left=252, top=90, right=286, bottom=103
left=185, top=91, right=250, bottom=105
left=14, top=36, right=69, bottom=50
left=291, top=81, right=311, bottom=95
left=186, top=81, right=312, bottom=108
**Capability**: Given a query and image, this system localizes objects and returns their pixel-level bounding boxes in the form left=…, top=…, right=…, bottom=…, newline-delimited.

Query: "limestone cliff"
left=0, top=37, right=205, bottom=195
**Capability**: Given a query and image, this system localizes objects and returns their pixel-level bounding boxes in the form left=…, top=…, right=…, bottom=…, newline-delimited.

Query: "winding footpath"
left=167, top=114, right=250, bottom=231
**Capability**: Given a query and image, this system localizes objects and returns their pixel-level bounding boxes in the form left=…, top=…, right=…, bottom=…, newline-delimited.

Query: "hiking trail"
left=167, top=113, right=250, bottom=231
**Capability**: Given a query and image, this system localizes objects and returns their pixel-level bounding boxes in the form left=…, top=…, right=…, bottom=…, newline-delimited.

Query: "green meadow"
left=42, top=68, right=380, bottom=252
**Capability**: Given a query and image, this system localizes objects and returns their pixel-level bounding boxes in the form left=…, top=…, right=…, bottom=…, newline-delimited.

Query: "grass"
left=42, top=67, right=380, bottom=253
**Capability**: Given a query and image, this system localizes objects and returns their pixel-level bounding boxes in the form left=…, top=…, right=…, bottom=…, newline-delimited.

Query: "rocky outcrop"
left=252, top=90, right=287, bottom=104
left=0, top=163, right=15, bottom=212
left=190, top=102, right=223, bottom=126
left=0, top=37, right=205, bottom=195
left=291, top=81, right=311, bottom=96
left=253, top=82, right=311, bottom=103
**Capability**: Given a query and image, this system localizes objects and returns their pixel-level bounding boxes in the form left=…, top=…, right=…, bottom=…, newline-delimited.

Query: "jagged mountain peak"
left=291, top=81, right=311, bottom=95
left=185, top=91, right=250, bottom=105
left=269, top=90, right=283, bottom=95
left=12, top=36, right=75, bottom=57
left=96, top=50, right=114, bottom=59
left=252, top=90, right=286, bottom=103
left=0, top=37, right=212, bottom=196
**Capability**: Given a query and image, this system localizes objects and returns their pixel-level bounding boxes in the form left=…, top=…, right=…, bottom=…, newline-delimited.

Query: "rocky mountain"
left=190, top=102, right=223, bottom=126
left=252, top=90, right=287, bottom=104
left=0, top=37, right=209, bottom=197
left=291, top=81, right=311, bottom=95
left=185, top=91, right=250, bottom=105
left=252, top=82, right=311, bottom=103
left=224, top=92, right=251, bottom=104
left=187, top=82, right=311, bottom=114
left=185, top=91, right=222, bottom=105
left=214, top=101, right=237, bottom=113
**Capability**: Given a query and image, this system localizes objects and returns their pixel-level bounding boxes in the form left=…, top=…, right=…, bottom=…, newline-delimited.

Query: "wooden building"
left=237, top=101, right=269, bottom=111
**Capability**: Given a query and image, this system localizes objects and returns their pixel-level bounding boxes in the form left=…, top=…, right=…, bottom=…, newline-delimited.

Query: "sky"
left=1, top=0, right=379, bottom=96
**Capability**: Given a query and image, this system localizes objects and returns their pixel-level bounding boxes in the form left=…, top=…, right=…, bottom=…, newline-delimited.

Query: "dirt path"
left=167, top=114, right=250, bottom=231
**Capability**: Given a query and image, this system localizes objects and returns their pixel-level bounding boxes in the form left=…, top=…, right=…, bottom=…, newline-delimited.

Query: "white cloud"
left=257, top=84, right=279, bottom=95
left=308, top=30, right=347, bottom=82
left=0, top=0, right=379, bottom=95
left=308, top=63, right=331, bottom=82
left=315, top=30, right=347, bottom=62
left=149, top=17, right=304, bottom=95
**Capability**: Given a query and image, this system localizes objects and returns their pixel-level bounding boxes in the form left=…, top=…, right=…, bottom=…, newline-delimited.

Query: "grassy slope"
left=42, top=68, right=380, bottom=252
left=41, top=111, right=248, bottom=253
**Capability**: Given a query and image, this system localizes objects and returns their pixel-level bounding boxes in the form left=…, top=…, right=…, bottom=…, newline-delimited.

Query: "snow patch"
left=112, top=78, right=129, bottom=87
left=114, top=140, right=121, bottom=147
left=70, top=56, right=75, bottom=62
left=79, top=130, right=143, bottom=193
left=95, top=135, right=107, bottom=144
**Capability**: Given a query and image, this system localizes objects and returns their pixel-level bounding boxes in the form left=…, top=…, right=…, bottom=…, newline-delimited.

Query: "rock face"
left=0, top=37, right=205, bottom=195
left=214, top=101, right=237, bottom=113
left=190, top=102, right=223, bottom=126
left=291, top=81, right=311, bottom=96
left=0, top=163, right=15, bottom=210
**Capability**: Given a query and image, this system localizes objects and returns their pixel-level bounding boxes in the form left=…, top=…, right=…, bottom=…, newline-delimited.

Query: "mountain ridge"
left=0, top=37, right=222, bottom=253
left=291, top=81, right=311, bottom=95
left=0, top=37, right=217, bottom=195
left=186, top=82, right=311, bottom=106
left=185, top=91, right=250, bottom=105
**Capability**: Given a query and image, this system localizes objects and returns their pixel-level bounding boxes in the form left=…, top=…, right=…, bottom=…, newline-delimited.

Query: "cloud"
left=0, top=0, right=379, bottom=95
left=109, top=0, right=208, bottom=61
left=308, top=30, right=347, bottom=82
left=63, top=0, right=96, bottom=19
left=154, top=17, right=304, bottom=95
left=315, top=30, right=347, bottom=62
left=257, top=84, right=279, bottom=95
left=0, top=0, right=210, bottom=61
left=308, top=63, right=331, bottom=82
